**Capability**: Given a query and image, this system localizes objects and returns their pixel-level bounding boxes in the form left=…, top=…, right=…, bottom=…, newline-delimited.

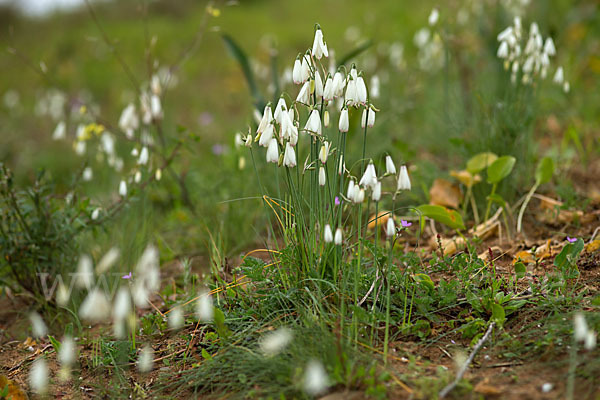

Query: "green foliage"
left=535, top=156, right=555, bottom=185
left=416, top=204, right=466, bottom=230
left=486, top=156, right=516, bottom=184
left=466, top=152, right=498, bottom=175
left=0, top=164, right=90, bottom=300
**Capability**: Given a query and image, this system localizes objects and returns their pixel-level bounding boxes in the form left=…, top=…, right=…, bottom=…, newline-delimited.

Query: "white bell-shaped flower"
left=385, top=156, right=396, bottom=175
left=266, top=138, right=279, bottom=164
left=397, top=165, right=411, bottom=191
left=311, top=27, right=329, bottom=59
left=339, top=108, right=349, bottom=132
left=283, top=142, right=297, bottom=167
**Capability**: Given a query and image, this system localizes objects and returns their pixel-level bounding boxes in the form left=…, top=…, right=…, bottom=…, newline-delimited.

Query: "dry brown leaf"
left=0, top=374, right=29, bottom=400
left=367, top=211, right=390, bottom=230
left=450, top=170, right=481, bottom=187
left=536, top=195, right=595, bottom=224
left=512, top=251, right=535, bottom=265
left=586, top=240, right=600, bottom=253
left=474, top=379, right=503, bottom=396
left=429, top=178, right=462, bottom=209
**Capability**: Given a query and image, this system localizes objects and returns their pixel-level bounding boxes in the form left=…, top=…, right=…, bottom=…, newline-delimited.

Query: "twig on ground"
left=439, top=322, right=496, bottom=398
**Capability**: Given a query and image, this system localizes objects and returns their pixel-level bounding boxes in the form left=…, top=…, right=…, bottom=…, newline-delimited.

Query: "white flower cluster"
left=497, top=17, right=569, bottom=91
left=413, top=9, right=444, bottom=72
left=246, top=25, right=413, bottom=246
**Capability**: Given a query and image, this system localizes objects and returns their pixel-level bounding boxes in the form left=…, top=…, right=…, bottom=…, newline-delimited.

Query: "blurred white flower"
left=137, top=345, right=154, bottom=373
left=75, top=254, right=94, bottom=289
left=52, top=121, right=66, bottom=140
left=574, top=313, right=588, bottom=342
left=324, top=224, right=333, bottom=243
left=428, top=8, right=439, bottom=26
left=56, top=281, right=70, bottom=306
left=29, top=357, right=48, bottom=394
left=82, top=167, right=93, bottom=182
left=260, top=327, right=293, bottom=356
left=113, top=287, right=131, bottom=323
left=168, top=307, right=184, bottom=330
left=58, top=336, right=76, bottom=367
left=29, top=312, right=47, bottom=338
left=303, top=360, right=329, bottom=396
left=91, top=208, right=101, bottom=221
left=196, top=291, right=214, bottom=321
left=119, top=180, right=127, bottom=197
left=553, top=66, right=564, bottom=84
left=96, top=247, right=120, bottom=274
left=79, top=289, right=111, bottom=322
left=118, top=103, right=139, bottom=138
left=334, top=228, right=343, bottom=245
left=370, top=75, right=380, bottom=99
left=584, top=331, right=597, bottom=350
left=138, top=146, right=149, bottom=165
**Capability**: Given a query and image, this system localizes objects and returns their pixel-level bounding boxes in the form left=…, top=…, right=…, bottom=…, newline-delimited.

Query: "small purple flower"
left=566, top=237, right=577, bottom=243
left=334, top=196, right=341, bottom=206
left=211, top=143, right=225, bottom=156
left=401, top=220, right=412, bottom=228
left=122, top=272, right=132, bottom=279
left=199, top=111, right=214, bottom=126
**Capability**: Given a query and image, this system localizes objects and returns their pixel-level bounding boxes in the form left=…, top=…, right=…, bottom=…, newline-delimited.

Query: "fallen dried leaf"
left=429, top=178, right=462, bottom=209
left=367, top=211, right=390, bottom=230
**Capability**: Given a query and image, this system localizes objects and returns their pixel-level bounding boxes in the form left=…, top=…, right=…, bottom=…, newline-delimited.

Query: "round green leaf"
left=466, top=152, right=498, bottom=174
left=535, top=157, right=555, bottom=185
left=487, top=156, right=516, bottom=184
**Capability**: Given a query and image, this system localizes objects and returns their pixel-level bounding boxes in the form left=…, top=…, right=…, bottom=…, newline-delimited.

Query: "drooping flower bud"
left=397, top=165, right=411, bottom=191
left=324, top=224, right=333, bottom=243
left=339, top=108, right=349, bottom=132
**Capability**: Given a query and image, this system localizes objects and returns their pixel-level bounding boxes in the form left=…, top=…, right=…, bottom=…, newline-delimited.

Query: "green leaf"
left=487, top=156, right=516, bottom=184
left=213, top=308, right=231, bottom=339
left=48, top=335, right=61, bottom=353
left=535, top=157, right=555, bottom=185
left=413, top=273, right=435, bottom=292
left=466, top=152, right=498, bottom=174
left=416, top=204, right=466, bottom=230
left=221, top=33, right=265, bottom=110
left=491, top=303, right=506, bottom=326
left=554, top=238, right=584, bottom=270
left=487, top=193, right=506, bottom=208
left=201, top=348, right=213, bottom=360
left=514, top=262, right=526, bottom=279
